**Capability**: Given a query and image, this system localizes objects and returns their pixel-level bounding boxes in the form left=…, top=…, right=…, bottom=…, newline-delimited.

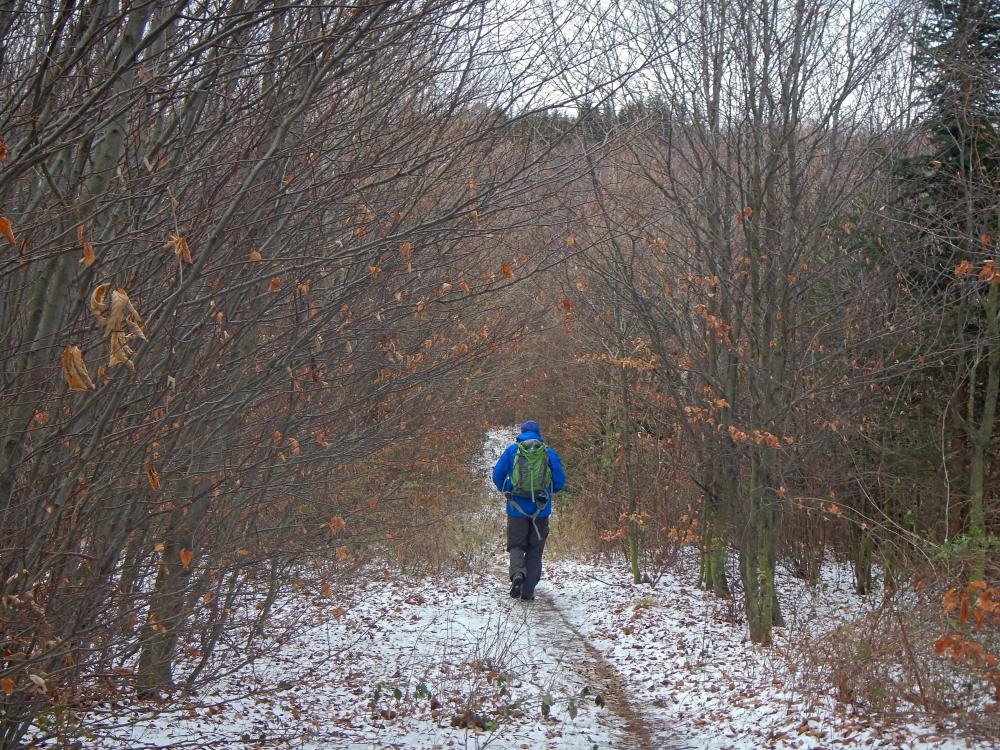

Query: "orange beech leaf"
left=335, top=545, right=349, bottom=563
left=501, top=263, right=511, bottom=279
left=90, top=283, right=110, bottom=320
left=556, top=298, right=572, bottom=311
left=459, top=281, right=471, bottom=295
left=286, top=437, right=300, bottom=455
left=179, top=548, right=194, bottom=569
left=272, top=430, right=282, bottom=445
left=978, top=260, right=1000, bottom=284
left=268, top=277, right=281, bottom=293
left=565, top=234, right=575, bottom=248
left=980, top=234, right=992, bottom=248
left=0, top=676, right=14, bottom=696
left=76, top=225, right=85, bottom=244
left=79, top=241, right=95, bottom=267
left=320, top=581, right=333, bottom=598
left=146, top=464, right=160, bottom=491
left=248, top=250, right=262, bottom=262
left=327, top=516, right=347, bottom=534
left=468, top=203, right=478, bottom=223
left=0, top=217, right=16, bottom=246
left=955, top=259, right=973, bottom=278
left=202, top=591, right=214, bottom=605
left=168, top=234, right=192, bottom=264
left=61, top=345, right=95, bottom=391
left=399, top=240, right=412, bottom=259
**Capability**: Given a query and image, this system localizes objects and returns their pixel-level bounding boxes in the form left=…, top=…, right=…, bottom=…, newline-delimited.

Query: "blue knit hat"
left=521, top=420, right=541, bottom=435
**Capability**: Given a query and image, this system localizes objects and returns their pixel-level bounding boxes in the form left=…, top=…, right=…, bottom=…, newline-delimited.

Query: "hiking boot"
left=509, top=573, right=524, bottom=598
left=520, top=592, right=535, bottom=601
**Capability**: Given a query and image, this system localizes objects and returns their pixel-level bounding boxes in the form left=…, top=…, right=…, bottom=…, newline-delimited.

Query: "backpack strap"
left=507, top=494, right=544, bottom=541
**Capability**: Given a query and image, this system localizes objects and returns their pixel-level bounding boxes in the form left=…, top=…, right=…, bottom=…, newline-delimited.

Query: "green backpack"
left=509, top=439, right=552, bottom=498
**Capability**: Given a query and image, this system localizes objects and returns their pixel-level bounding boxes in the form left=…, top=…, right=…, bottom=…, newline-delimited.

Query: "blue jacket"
left=492, top=430, right=566, bottom=518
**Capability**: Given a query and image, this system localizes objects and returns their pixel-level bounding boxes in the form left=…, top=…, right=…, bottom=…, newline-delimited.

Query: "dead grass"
left=785, top=576, right=1000, bottom=740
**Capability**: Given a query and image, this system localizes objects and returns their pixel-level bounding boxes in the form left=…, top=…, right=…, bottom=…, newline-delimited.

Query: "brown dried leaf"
left=146, top=464, right=160, bottom=491
left=61, top=345, right=95, bottom=391
left=0, top=676, right=14, bottom=696
left=108, top=330, right=135, bottom=371
left=168, top=234, right=192, bottom=264
left=79, top=241, right=95, bottom=267
left=90, top=283, right=110, bottom=321
left=328, top=515, right=346, bottom=534
left=179, top=548, right=193, bottom=569
left=249, top=250, right=262, bottom=262
left=0, top=216, right=16, bottom=246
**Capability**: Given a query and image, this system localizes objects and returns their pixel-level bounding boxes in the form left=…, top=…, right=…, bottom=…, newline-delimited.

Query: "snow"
left=78, top=572, right=626, bottom=749
left=41, top=426, right=993, bottom=749
left=547, top=556, right=991, bottom=750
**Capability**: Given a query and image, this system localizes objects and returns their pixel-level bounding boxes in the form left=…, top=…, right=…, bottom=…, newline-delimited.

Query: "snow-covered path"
left=59, top=428, right=990, bottom=750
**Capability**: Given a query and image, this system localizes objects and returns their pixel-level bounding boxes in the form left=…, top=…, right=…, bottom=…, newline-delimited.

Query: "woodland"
left=0, top=0, right=998, bottom=747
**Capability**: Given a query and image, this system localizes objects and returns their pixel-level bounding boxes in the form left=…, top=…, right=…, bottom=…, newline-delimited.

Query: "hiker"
left=491, top=420, right=565, bottom=601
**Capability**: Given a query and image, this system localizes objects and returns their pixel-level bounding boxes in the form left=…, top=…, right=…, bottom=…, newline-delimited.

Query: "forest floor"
left=83, top=556, right=990, bottom=750
left=68, top=430, right=991, bottom=749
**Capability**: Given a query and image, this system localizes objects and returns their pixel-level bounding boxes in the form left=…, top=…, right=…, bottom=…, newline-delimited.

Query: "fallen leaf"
left=79, top=241, right=95, bottom=267
left=179, top=548, right=194, bottom=569
left=249, top=250, right=262, bottom=262
left=268, top=277, right=281, bottom=293
left=0, top=677, right=14, bottom=696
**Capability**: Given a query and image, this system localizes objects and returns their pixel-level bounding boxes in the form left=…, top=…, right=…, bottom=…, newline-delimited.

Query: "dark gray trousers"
left=507, top=515, right=549, bottom=596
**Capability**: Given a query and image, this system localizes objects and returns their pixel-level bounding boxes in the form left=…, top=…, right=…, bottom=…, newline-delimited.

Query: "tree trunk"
left=967, top=279, right=999, bottom=582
